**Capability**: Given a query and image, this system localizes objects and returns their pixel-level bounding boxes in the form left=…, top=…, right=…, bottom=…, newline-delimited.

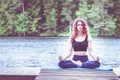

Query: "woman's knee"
left=58, top=60, right=78, bottom=68
left=89, top=61, right=101, bottom=68
left=58, top=61, right=66, bottom=68
left=95, top=61, right=101, bottom=68
left=82, top=61, right=101, bottom=69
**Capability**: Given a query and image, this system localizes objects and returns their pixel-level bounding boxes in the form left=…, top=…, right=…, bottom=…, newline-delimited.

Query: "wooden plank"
left=113, top=68, right=120, bottom=77
left=0, top=75, right=36, bottom=80
left=35, top=69, right=120, bottom=80
left=0, top=67, right=40, bottom=75
left=0, top=67, right=40, bottom=80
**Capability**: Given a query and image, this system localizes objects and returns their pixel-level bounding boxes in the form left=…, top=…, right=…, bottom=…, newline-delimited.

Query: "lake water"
left=0, top=37, right=120, bottom=68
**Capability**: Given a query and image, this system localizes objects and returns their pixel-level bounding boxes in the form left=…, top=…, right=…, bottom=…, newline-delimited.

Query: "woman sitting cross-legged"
left=58, top=19, right=100, bottom=69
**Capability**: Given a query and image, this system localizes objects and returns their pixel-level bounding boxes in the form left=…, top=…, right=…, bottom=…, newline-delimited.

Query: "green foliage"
left=0, top=0, right=120, bottom=37
left=13, top=12, right=41, bottom=36
left=0, top=0, right=41, bottom=36
left=110, top=0, right=120, bottom=37
left=0, top=0, right=20, bottom=36
left=44, top=9, right=57, bottom=29
left=43, top=0, right=58, bottom=36
left=76, top=0, right=88, bottom=19
left=13, top=13, right=28, bottom=36
left=76, top=0, right=116, bottom=37
left=0, top=26, right=7, bottom=36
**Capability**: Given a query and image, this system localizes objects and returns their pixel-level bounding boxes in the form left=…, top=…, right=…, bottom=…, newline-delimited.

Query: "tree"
left=60, top=0, right=80, bottom=34
left=0, top=0, right=21, bottom=36
left=76, top=0, right=116, bottom=37
left=107, top=0, right=120, bottom=37
left=0, top=0, right=119, bottom=37
left=42, top=0, right=57, bottom=36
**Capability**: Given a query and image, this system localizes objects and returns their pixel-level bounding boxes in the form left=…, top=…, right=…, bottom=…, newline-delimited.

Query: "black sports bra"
left=72, top=36, right=88, bottom=51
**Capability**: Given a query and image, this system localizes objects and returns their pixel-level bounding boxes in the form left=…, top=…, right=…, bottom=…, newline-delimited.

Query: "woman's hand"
left=94, top=56, right=100, bottom=61
left=59, top=56, right=64, bottom=61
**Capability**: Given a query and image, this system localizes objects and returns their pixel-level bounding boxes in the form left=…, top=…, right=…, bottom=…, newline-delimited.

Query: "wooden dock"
left=35, top=69, right=120, bottom=80
left=0, top=67, right=40, bottom=80
left=0, top=68, right=119, bottom=80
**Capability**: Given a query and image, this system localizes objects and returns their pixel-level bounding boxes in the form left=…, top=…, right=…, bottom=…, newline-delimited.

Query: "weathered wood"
left=113, top=68, right=120, bottom=77
left=35, top=69, right=120, bottom=80
left=0, top=75, right=36, bottom=80
left=0, top=67, right=40, bottom=80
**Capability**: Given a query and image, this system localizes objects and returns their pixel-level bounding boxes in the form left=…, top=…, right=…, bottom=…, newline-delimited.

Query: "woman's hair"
left=70, top=19, right=89, bottom=43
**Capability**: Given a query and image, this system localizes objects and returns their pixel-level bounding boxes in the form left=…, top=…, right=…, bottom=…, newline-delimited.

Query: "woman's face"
left=76, top=21, right=83, bottom=32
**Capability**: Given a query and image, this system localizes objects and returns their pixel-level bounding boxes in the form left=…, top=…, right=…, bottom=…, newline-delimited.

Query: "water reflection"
left=0, top=37, right=120, bottom=68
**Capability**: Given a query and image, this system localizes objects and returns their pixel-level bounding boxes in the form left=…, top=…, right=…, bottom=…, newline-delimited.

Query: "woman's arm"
left=63, top=42, right=73, bottom=60
left=88, top=35, right=99, bottom=61
left=59, top=36, right=73, bottom=61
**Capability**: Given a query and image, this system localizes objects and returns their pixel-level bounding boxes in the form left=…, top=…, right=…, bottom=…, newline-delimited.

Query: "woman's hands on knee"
left=59, top=56, right=64, bottom=61
left=95, top=56, right=100, bottom=61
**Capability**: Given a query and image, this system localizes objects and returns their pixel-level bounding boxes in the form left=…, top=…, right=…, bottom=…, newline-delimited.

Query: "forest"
left=0, top=0, right=120, bottom=37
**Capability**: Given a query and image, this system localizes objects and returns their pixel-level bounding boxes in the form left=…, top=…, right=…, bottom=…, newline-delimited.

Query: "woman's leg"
left=73, top=55, right=100, bottom=69
left=82, top=61, right=100, bottom=69
left=58, top=60, right=78, bottom=68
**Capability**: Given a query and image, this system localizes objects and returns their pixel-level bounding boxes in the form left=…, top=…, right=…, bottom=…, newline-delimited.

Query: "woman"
left=58, top=19, right=100, bottom=69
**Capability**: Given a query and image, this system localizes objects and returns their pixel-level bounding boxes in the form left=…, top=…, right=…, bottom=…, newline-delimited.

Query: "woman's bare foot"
left=71, top=60, right=82, bottom=66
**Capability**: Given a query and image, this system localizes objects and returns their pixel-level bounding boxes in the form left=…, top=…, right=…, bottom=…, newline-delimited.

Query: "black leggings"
left=58, top=55, right=100, bottom=69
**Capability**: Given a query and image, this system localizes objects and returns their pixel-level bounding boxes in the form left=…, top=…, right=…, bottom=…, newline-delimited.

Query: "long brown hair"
left=70, top=19, right=89, bottom=43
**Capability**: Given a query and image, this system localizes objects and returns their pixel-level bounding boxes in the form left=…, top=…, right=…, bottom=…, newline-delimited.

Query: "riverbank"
left=1, top=31, right=120, bottom=38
